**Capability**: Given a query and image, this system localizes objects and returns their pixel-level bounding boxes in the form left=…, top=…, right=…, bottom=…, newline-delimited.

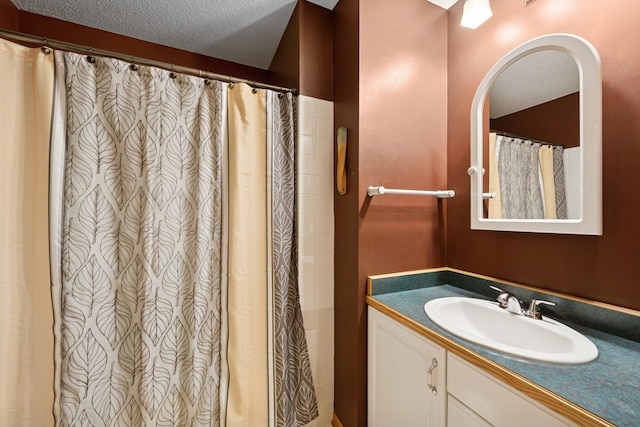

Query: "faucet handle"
left=489, top=285, right=507, bottom=306
left=489, top=285, right=504, bottom=294
left=528, top=299, right=557, bottom=320
left=489, top=285, right=517, bottom=309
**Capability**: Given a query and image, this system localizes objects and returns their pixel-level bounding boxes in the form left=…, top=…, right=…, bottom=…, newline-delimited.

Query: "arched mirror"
left=469, top=33, right=602, bottom=235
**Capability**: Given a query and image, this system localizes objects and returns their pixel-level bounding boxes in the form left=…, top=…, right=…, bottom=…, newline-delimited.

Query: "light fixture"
left=460, top=0, right=493, bottom=29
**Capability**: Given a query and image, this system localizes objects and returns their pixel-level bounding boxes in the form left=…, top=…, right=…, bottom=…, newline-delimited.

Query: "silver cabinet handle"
left=427, top=358, right=438, bottom=396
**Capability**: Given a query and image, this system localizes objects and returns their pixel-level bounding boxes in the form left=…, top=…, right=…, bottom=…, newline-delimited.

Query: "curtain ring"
left=86, top=48, right=96, bottom=64
left=204, top=79, right=211, bottom=86
left=251, top=87, right=258, bottom=94
left=129, top=57, right=139, bottom=72
left=228, top=83, right=235, bottom=89
left=41, top=37, right=51, bottom=55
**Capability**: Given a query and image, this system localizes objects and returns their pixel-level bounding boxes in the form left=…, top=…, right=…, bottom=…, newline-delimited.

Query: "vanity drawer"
left=448, top=395, right=492, bottom=427
left=447, top=353, right=575, bottom=427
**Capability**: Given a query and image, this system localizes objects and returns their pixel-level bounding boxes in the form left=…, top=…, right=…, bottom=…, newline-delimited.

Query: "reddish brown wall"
left=333, top=0, right=448, bottom=425
left=270, top=1, right=333, bottom=100
left=299, top=1, right=333, bottom=100
left=0, top=0, right=19, bottom=30
left=447, top=0, right=640, bottom=310
left=491, top=92, right=580, bottom=148
left=359, top=0, right=448, bottom=277
left=270, top=3, right=300, bottom=91
left=333, top=0, right=361, bottom=424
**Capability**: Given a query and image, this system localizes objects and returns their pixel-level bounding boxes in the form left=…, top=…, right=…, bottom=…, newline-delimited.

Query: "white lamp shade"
left=426, top=0, right=459, bottom=9
left=461, top=0, right=493, bottom=29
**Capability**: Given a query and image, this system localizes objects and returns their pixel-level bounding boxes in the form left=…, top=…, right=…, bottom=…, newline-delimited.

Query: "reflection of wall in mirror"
left=490, top=92, right=579, bottom=148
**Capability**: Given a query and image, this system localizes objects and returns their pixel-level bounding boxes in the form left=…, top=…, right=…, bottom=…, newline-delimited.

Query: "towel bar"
left=367, top=186, right=455, bottom=198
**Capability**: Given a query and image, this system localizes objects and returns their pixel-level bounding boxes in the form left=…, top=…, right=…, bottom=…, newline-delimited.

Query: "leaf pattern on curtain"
left=553, top=146, right=568, bottom=219
left=56, top=52, right=223, bottom=426
left=498, top=137, right=544, bottom=219
left=270, top=93, right=319, bottom=427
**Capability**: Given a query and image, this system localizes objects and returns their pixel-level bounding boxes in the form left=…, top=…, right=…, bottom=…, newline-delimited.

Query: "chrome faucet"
left=490, top=286, right=525, bottom=315
left=490, top=286, right=556, bottom=319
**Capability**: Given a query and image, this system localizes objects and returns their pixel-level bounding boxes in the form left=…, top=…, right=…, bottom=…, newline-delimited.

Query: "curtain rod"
left=0, top=29, right=298, bottom=95
left=490, top=130, right=564, bottom=148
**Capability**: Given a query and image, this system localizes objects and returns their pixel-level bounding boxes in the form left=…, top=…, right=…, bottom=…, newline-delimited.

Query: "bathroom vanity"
left=369, top=307, right=574, bottom=426
left=366, top=269, right=640, bottom=427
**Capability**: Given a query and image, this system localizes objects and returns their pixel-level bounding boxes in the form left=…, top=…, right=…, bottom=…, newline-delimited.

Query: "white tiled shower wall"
left=298, top=95, right=335, bottom=427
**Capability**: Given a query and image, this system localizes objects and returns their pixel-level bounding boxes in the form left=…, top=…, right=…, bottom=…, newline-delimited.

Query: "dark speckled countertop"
left=368, top=269, right=640, bottom=427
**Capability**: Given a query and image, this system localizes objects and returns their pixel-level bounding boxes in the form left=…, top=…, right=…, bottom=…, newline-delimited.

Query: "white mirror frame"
left=469, top=33, right=602, bottom=235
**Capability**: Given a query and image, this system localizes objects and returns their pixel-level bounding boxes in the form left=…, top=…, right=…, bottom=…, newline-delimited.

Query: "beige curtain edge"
left=266, top=90, right=275, bottom=427
left=0, top=39, right=55, bottom=427
left=539, top=145, right=558, bottom=219
left=50, top=50, right=67, bottom=427
left=226, top=83, right=269, bottom=427
left=488, top=132, right=502, bottom=219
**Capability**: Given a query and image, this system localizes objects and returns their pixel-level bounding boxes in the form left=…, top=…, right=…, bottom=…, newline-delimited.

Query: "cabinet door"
left=368, top=307, right=446, bottom=427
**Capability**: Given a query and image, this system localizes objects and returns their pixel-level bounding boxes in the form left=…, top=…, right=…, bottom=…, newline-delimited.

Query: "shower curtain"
left=497, top=136, right=545, bottom=219
left=552, top=146, right=568, bottom=219
left=493, top=135, right=568, bottom=220
left=51, top=51, right=226, bottom=426
left=225, top=84, right=316, bottom=427
left=539, top=145, right=558, bottom=219
left=45, top=49, right=317, bottom=426
left=0, top=39, right=55, bottom=427
left=268, top=91, right=318, bottom=426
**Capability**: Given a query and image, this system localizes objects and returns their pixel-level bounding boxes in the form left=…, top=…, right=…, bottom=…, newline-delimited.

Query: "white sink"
left=424, top=297, right=598, bottom=364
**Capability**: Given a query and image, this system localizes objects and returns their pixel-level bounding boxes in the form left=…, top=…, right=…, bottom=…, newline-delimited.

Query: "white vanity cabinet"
left=368, top=305, right=578, bottom=427
left=368, top=307, right=446, bottom=427
left=447, top=353, right=576, bottom=427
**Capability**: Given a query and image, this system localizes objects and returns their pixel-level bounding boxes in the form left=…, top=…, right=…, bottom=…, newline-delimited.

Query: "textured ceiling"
left=490, top=50, right=579, bottom=118
left=10, top=0, right=339, bottom=69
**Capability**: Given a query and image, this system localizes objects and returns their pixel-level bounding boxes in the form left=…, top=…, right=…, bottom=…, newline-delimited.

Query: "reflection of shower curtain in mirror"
left=552, top=147, right=568, bottom=219
left=491, top=134, right=567, bottom=220
left=539, top=145, right=558, bottom=219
